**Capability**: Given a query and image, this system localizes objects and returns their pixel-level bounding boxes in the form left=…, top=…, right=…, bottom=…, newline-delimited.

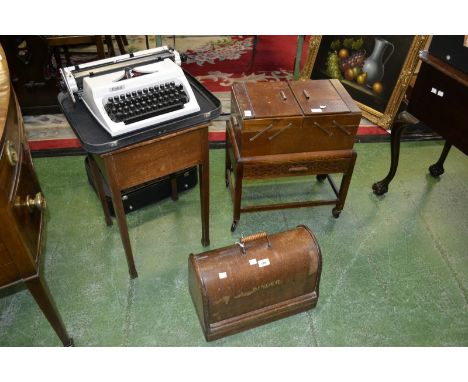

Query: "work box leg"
left=231, top=163, right=244, bottom=232
left=225, top=134, right=232, bottom=188
left=199, top=160, right=210, bottom=247
left=333, top=152, right=357, bottom=218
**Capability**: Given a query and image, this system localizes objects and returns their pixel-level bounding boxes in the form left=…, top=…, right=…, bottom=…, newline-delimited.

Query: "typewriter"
left=60, top=46, right=200, bottom=137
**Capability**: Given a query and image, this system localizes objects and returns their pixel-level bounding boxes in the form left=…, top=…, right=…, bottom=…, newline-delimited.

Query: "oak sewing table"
left=59, top=74, right=220, bottom=278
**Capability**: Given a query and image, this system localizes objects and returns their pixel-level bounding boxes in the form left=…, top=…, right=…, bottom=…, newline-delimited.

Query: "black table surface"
left=58, top=71, right=221, bottom=155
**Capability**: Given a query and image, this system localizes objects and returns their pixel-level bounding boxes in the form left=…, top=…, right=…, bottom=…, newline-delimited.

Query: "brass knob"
left=5, top=140, right=18, bottom=166
left=16, top=192, right=47, bottom=212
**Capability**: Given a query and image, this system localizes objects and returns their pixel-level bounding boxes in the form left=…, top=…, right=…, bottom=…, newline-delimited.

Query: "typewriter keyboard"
left=104, top=81, right=190, bottom=125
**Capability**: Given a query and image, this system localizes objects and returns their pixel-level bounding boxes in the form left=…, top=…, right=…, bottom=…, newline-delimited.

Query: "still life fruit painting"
left=306, top=35, right=427, bottom=128
left=325, top=36, right=395, bottom=96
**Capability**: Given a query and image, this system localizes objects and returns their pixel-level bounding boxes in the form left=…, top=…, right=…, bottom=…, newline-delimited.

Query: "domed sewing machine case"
left=188, top=225, right=322, bottom=341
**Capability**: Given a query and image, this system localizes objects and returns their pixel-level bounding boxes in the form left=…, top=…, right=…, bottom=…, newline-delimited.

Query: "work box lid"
left=232, top=82, right=303, bottom=119
left=289, top=79, right=358, bottom=116
left=232, top=79, right=359, bottom=119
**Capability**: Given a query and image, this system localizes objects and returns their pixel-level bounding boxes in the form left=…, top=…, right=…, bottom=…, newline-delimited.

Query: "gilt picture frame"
left=300, top=35, right=428, bottom=129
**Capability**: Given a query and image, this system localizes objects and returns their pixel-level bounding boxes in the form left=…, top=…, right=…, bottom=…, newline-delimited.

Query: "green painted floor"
left=0, top=141, right=467, bottom=346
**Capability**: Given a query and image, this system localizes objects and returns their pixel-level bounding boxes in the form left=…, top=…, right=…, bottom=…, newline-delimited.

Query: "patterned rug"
left=24, top=35, right=388, bottom=153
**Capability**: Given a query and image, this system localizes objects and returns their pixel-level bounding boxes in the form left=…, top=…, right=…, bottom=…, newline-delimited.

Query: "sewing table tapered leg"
left=104, top=158, right=138, bottom=279
left=25, top=275, right=73, bottom=346
left=88, top=155, right=112, bottom=226
left=429, top=141, right=452, bottom=177
left=199, top=141, right=210, bottom=247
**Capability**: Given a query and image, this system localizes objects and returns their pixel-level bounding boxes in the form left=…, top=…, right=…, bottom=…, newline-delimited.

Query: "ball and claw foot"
left=231, top=220, right=238, bottom=232
left=429, top=164, right=444, bottom=178
left=332, top=207, right=341, bottom=218
left=372, top=181, right=388, bottom=196
left=316, top=174, right=327, bottom=182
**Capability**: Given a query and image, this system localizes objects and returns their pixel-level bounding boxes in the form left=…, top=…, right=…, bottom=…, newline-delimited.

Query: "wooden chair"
left=46, top=35, right=128, bottom=68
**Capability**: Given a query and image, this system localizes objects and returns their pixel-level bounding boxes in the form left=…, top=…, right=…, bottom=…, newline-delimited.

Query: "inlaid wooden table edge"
left=87, top=123, right=210, bottom=279
left=225, top=122, right=357, bottom=231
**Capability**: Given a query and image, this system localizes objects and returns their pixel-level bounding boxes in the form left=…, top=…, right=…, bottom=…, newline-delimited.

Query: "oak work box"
left=226, top=79, right=361, bottom=231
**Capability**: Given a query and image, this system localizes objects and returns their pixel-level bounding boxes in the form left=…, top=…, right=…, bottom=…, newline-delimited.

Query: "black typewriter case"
left=58, top=70, right=222, bottom=155
left=84, top=157, right=198, bottom=216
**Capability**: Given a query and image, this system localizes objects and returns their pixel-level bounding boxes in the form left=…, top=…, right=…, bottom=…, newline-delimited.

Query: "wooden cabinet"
left=0, top=44, right=72, bottom=346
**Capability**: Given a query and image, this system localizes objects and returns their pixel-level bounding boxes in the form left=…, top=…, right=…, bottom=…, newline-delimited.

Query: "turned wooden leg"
left=333, top=151, right=357, bottom=218
left=104, top=35, right=115, bottom=57
left=429, top=141, right=452, bottom=178
left=63, top=46, right=72, bottom=66
left=94, top=36, right=105, bottom=59
left=372, top=120, right=410, bottom=195
left=88, top=155, right=112, bottom=226
left=231, top=162, right=244, bottom=232
left=25, top=275, right=73, bottom=346
left=52, top=47, right=63, bottom=69
left=104, top=159, right=138, bottom=279
left=116, top=36, right=126, bottom=55
left=199, top=152, right=210, bottom=247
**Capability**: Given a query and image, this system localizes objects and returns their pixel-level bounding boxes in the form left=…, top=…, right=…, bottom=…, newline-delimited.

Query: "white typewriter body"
left=60, top=46, right=200, bottom=137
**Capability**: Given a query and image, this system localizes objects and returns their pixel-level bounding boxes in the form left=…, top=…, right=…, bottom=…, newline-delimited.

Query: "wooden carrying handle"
left=242, top=231, right=268, bottom=243
left=268, top=123, right=293, bottom=141
left=249, top=123, right=274, bottom=141
left=313, top=121, right=333, bottom=136
left=236, top=231, right=272, bottom=254
left=288, top=166, right=308, bottom=172
left=332, top=120, right=351, bottom=135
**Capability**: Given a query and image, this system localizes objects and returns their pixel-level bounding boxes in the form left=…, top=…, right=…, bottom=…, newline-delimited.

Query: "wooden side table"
left=58, top=69, right=220, bottom=279
left=87, top=124, right=210, bottom=279
left=225, top=122, right=357, bottom=231
left=372, top=51, right=468, bottom=195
